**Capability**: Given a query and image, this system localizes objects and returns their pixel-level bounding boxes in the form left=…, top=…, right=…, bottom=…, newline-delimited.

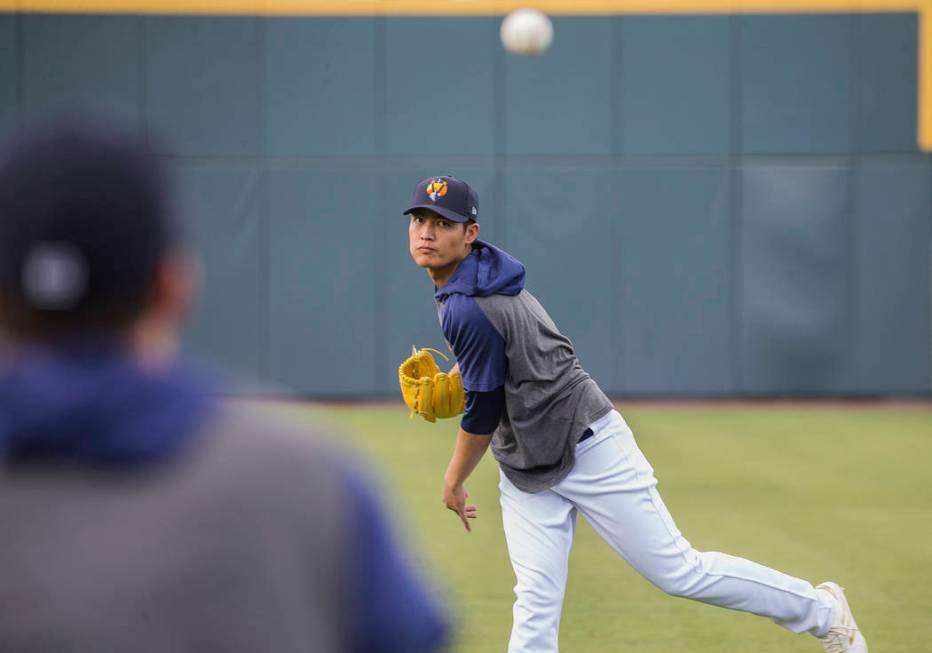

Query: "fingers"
left=442, top=485, right=477, bottom=533
left=447, top=504, right=478, bottom=518
left=443, top=502, right=478, bottom=533
left=443, top=502, right=471, bottom=532
left=434, top=373, right=449, bottom=415
left=419, top=381, right=433, bottom=417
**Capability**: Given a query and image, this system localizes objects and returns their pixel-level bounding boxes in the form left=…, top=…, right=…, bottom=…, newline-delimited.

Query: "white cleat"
left=816, top=582, right=868, bottom=653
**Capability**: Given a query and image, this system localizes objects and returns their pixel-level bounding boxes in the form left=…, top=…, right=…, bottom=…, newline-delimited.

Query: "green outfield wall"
left=0, top=12, right=929, bottom=396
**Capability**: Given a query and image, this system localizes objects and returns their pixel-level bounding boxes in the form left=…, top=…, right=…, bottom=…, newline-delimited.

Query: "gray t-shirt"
left=0, top=406, right=446, bottom=653
left=440, top=289, right=613, bottom=493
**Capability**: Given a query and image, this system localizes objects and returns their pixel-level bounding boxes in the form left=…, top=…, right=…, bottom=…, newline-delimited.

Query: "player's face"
left=408, top=210, right=477, bottom=271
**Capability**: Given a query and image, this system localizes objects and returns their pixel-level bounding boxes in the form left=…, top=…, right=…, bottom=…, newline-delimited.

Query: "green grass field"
left=269, top=402, right=931, bottom=653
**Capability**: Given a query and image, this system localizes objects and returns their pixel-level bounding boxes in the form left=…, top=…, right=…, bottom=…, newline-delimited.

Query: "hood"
left=0, top=345, right=216, bottom=465
left=434, top=240, right=525, bottom=301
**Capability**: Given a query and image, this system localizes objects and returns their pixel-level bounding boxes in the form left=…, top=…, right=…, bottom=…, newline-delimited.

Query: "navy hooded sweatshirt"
left=434, top=240, right=525, bottom=435
left=434, top=241, right=613, bottom=493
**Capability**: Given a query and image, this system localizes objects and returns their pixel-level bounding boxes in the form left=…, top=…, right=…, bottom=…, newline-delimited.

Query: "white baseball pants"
left=499, top=410, right=834, bottom=653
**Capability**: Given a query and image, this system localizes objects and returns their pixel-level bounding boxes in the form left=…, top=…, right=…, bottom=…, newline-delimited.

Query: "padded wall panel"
left=740, top=162, right=852, bottom=393
left=22, top=14, right=140, bottom=125
left=145, top=17, right=260, bottom=156
left=265, top=18, right=376, bottom=156
left=741, top=15, right=851, bottom=153
left=617, top=166, right=733, bottom=394
left=504, top=18, right=613, bottom=155
left=620, top=16, right=730, bottom=155
left=0, top=16, right=16, bottom=141
left=501, top=166, right=615, bottom=390
left=385, top=18, right=496, bottom=155
left=175, top=163, right=265, bottom=378
left=852, top=158, right=931, bottom=392
left=9, top=11, right=930, bottom=399
left=267, top=166, right=379, bottom=395
left=383, top=165, right=497, bottom=393
left=856, top=13, right=918, bottom=153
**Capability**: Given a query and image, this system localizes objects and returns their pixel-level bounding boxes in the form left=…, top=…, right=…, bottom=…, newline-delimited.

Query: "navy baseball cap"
left=0, top=117, right=176, bottom=336
left=403, top=175, right=479, bottom=223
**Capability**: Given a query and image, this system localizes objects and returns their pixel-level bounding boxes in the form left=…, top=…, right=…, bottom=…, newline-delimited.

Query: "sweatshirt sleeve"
left=461, top=388, right=505, bottom=435
left=344, top=467, right=449, bottom=653
left=440, top=294, right=506, bottom=393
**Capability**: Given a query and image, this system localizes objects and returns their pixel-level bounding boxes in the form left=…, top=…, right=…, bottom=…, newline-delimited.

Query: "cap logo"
left=426, top=179, right=448, bottom=202
left=21, top=241, right=88, bottom=310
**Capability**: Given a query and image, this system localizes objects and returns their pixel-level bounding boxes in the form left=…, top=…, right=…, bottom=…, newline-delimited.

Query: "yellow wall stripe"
left=0, top=0, right=922, bottom=15
left=919, top=4, right=932, bottom=150
left=1, top=0, right=930, bottom=152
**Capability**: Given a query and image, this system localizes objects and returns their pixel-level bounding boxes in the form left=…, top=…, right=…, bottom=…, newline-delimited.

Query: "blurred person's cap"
left=0, top=117, right=176, bottom=332
left=403, top=175, right=479, bottom=223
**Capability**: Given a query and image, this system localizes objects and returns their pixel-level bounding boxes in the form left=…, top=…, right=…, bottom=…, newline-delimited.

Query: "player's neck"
left=428, top=260, right=460, bottom=288
left=428, top=244, right=473, bottom=288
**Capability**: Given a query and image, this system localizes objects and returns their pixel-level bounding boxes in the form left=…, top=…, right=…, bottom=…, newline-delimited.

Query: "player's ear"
left=131, top=250, right=199, bottom=368
left=150, top=250, right=199, bottom=325
left=465, top=221, right=479, bottom=244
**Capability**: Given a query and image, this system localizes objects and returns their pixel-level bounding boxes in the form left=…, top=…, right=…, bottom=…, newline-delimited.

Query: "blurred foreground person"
left=0, top=119, right=447, bottom=653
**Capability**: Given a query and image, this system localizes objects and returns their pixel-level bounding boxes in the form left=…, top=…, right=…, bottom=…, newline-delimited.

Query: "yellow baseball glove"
left=398, top=346, right=465, bottom=422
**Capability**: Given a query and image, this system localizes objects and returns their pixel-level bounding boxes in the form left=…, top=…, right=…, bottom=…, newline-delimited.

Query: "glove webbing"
left=409, top=346, right=448, bottom=420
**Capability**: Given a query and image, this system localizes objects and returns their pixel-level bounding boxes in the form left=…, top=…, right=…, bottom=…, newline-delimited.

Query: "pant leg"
left=499, top=471, right=577, bottom=653
left=555, top=411, right=834, bottom=637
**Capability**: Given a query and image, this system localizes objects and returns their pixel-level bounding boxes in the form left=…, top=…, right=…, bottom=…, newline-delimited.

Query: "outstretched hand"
left=442, top=483, right=478, bottom=533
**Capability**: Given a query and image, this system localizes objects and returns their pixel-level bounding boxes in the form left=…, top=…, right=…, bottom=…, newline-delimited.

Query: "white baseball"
left=500, top=9, right=553, bottom=56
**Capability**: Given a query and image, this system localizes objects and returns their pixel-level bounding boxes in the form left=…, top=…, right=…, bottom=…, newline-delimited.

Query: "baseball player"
left=401, top=175, right=867, bottom=653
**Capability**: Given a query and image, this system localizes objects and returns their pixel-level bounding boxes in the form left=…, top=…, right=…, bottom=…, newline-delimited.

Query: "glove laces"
left=413, top=345, right=449, bottom=362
